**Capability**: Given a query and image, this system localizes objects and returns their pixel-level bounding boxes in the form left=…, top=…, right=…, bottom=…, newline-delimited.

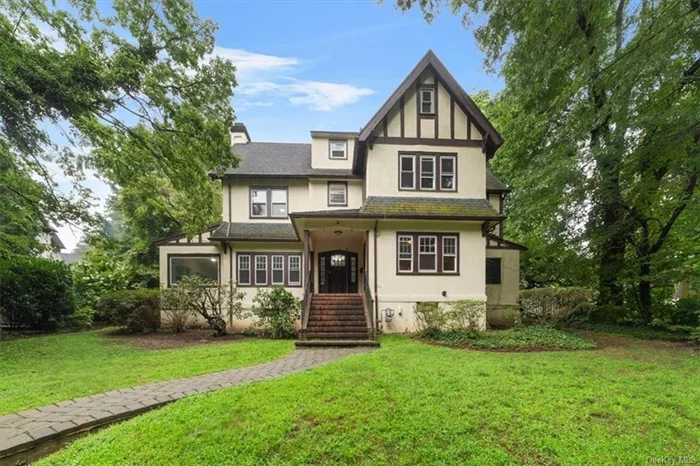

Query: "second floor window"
left=328, top=182, right=347, bottom=206
left=399, top=154, right=456, bottom=191
left=329, top=140, right=347, bottom=159
left=250, top=187, right=288, bottom=218
left=420, top=87, right=434, bottom=114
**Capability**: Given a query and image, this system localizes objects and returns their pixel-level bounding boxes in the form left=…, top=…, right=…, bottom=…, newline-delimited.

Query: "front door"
left=319, top=250, right=358, bottom=293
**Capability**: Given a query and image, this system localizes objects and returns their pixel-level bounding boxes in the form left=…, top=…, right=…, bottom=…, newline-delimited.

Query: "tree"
left=397, top=0, right=699, bottom=321
left=0, top=0, right=237, bottom=255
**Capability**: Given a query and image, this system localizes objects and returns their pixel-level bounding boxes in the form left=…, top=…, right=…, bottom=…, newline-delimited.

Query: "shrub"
left=161, top=276, right=245, bottom=336
left=672, top=297, right=700, bottom=326
left=97, top=289, right=161, bottom=333
left=519, top=287, right=594, bottom=325
left=414, top=300, right=486, bottom=333
left=66, top=307, right=96, bottom=330
left=0, top=257, right=75, bottom=330
left=251, top=286, right=300, bottom=339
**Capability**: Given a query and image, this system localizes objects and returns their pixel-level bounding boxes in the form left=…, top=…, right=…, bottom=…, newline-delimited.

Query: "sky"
left=55, top=0, right=504, bottom=251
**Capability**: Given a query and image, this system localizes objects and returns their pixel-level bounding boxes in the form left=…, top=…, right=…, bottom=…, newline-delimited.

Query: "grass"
left=419, top=325, right=596, bottom=351
left=0, top=330, right=294, bottom=414
left=572, top=322, right=696, bottom=342
left=38, top=334, right=699, bottom=465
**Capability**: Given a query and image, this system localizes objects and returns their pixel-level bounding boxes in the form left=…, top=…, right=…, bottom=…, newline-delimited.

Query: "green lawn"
left=39, top=334, right=699, bottom=465
left=0, top=330, right=294, bottom=414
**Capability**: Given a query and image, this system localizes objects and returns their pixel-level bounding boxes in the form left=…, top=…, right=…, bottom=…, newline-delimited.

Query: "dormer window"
left=329, top=140, right=348, bottom=159
left=420, top=87, right=434, bottom=114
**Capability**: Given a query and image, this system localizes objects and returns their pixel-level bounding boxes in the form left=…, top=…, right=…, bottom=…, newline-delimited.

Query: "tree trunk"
left=637, top=223, right=653, bottom=323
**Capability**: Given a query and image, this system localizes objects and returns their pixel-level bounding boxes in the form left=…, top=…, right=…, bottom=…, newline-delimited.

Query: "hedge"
left=97, top=289, right=161, bottom=333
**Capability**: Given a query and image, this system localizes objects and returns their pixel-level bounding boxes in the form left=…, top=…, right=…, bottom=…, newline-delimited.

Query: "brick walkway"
left=0, top=347, right=373, bottom=462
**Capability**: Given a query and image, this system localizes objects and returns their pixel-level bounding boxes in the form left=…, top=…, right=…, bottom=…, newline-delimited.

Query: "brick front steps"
left=0, top=348, right=374, bottom=465
left=297, top=294, right=378, bottom=348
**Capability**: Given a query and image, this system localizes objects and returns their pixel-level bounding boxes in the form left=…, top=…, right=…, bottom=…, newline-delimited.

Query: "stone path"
left=0, top=347, right=373, bottom=463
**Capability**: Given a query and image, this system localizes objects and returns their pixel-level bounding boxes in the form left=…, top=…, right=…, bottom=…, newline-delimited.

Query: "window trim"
left=254, top=255, right=268, bottom=285
left=442, top=236, right=458, bottom=273
left=236, top=252, right=303, bottom=288
left=486, top=258, right=502, bottom=285
left=237, top=254, right=251, bottom=285
left=288, top=254, right=301, bottom=285
left=327, top=181, right=348, bottom=207
left=399, top=154, right=416, bottom=190
left=329, top=139, right=348, bottom=160
left=249, top=187, right=289, bottom=219
left=419, top=155, right=436, bottom=191
left=271, top=254, right=285, bottom=285
left=397, top=234, right=414, bottom=273
left=398, top=152, right=458, bottom=192
left=395, top=233, right=460, bottom=276
left=417, top=235, right=438, bottom=272
left=167, top=254, right=220, bottom=287
left=419, top=87, right=435, bottom=115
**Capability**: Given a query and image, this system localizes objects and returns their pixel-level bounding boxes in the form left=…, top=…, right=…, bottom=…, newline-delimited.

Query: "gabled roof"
left=358, top=50, right=503, bottom=147
left=290, top=196, right=502, bottom=221
left=214, top=142, right=359, bottom=179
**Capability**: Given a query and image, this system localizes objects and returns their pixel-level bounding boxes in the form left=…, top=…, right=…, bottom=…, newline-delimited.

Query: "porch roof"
left=209, top=222, right=299, bottom=242
left=290, top=197, right=502, bottom=221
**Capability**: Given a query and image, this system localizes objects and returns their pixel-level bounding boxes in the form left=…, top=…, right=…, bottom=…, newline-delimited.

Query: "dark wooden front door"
left=319, top=250, right=358, bottom=294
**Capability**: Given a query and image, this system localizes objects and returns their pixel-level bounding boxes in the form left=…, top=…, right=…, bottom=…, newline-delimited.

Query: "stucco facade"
left=157, top=50, right=524, bottom=336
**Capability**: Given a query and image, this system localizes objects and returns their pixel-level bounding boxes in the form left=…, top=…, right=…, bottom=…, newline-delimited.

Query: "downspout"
left=373, top=219, right=379, bottom=333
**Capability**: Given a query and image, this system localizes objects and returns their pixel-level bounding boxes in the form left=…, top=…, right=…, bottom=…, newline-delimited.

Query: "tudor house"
left=156, top=50, right=525, bottom=345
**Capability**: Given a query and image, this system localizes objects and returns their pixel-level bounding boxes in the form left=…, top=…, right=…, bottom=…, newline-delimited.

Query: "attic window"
left=329, top=140, right=347, bottom=159
left=420, top=88, right=434, bottom=114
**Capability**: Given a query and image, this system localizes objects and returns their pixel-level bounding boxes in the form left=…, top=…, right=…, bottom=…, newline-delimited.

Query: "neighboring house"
left=37, top=227, right=65, bottom=261
left=156, top=50, right=525, bottom=344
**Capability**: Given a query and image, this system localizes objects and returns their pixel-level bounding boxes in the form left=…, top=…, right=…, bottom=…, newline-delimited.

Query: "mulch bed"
left=104, top=329, right=245, bottom=350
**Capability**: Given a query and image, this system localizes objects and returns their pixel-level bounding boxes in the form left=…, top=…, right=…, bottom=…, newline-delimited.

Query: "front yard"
left=0, top=330, right=294, bottom=415
left=37, top=333, right=699, bottom=465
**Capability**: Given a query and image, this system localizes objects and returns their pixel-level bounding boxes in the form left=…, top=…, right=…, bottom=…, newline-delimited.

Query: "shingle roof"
left=290, top=197, right=502, bottom=220
left=219, top=143, right=356, bottom=178
left=486, top=171, right=510, bottom=192
left=210, top=222, right=299, bottom=241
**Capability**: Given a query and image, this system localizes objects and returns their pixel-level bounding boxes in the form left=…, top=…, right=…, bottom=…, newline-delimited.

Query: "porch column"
left=303, top=229, right=310, bottom=286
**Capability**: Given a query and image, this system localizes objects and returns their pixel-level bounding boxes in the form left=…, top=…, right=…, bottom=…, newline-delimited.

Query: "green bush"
left=0, top=257, right=75, bottom=330
left=419, top=325, right=595, bottom=351
left=520, top=287, right=594, bottom=325
left=97, top=289, right=161, bottom=333
left=672, top=297, right=700, bottom=326
left=414, top=300, right=485, bottom=333
left=65, top=307, right=96, bottom=330
left=251, top=286, right=300, bottom=339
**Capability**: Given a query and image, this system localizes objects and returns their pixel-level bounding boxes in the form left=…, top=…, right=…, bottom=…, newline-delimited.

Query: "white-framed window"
left=237, top=254, right=251, bottom=285
left=418, top=236, right=437, bottom=272
left=169, top=255, right=219, bottom=286
left=288, top=255, right=301, bottom=285
left=398, top=235, right=413, bottom=272
left=420, top=155, right=436, bottom=190
left=250, top=188, right=268, bottom=217
left=328, top=183, right=347, bottom=206
left=400, top=155, right=415, bottom=190
left=440, top=156, right=456, bottom=191
left=255, top=255, right=268, bottom=285
left=442, top=236, right=457, bottom=273
left=329, top=140, right=347, bottom=159
left=420, top=87, right=434, bottom=114
left=251, top=188, right=288, bottom=218
left=271, top=255, right=284, bottom=284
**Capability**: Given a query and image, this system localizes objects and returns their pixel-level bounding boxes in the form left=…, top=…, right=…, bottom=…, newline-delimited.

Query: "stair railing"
left=300, top=269, right=314, bottom=337
left=362, top=268, right=375, bottom=339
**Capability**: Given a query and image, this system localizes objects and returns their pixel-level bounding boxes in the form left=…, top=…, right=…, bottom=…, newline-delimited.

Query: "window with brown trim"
left=250, top=187, right=288, bottom=218
left=169, top=255, right=220, bottom=286
left=420, top=87, right=434, bottom=114
left=486, top=258, right=502, bottom=284
left=236, top=253, right=302, bottom=287
left=399, top=153, right=456, bottom=191
left=396, top=233, right=459, bottom=275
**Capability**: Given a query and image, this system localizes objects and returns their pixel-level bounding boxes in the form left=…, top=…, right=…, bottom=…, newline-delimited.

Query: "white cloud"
left=211, top=47, right=374, bottom=112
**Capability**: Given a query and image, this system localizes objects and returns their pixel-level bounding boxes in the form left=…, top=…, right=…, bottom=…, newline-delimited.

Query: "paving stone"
left=0, top=347, right=374, bottom=461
